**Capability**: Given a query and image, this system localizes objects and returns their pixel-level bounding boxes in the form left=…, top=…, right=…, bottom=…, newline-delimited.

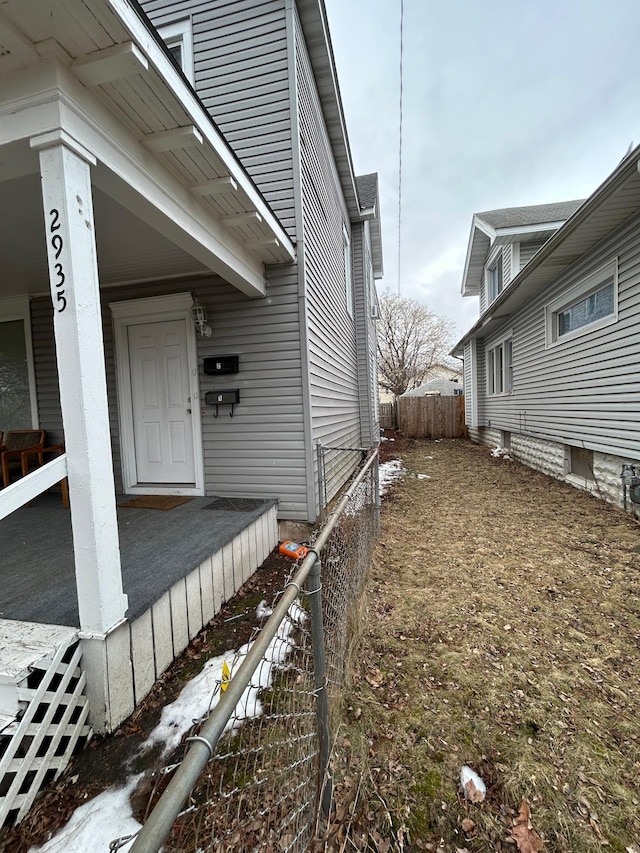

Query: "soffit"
left=0, top=0, right=294, bottom=267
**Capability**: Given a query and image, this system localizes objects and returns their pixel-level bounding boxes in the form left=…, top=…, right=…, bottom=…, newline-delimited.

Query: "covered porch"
left=0, top=0, right=296, bottom=824
left=1, top=492, right=277, bottom=630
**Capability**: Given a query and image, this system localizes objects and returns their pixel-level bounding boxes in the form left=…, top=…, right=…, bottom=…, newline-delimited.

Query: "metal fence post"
left=307, top=556, right=332, bottom=817
left=316, top=442, right=325, bottom=524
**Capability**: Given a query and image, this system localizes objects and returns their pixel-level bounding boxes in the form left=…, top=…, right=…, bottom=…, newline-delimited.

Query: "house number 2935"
left=49, top=208, right=67, bottom=313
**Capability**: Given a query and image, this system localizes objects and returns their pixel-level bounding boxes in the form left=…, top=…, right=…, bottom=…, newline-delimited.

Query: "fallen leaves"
left=510, top=798, right=543, bottom=853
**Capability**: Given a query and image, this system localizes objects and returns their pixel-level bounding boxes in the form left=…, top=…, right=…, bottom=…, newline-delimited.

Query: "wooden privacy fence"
left=379, top=402, right=397, bottom=430
left=397, top=395, right=466, bottom=439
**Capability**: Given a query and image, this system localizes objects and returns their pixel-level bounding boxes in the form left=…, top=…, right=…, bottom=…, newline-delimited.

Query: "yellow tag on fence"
left=221, top=660, right=231, bottom=692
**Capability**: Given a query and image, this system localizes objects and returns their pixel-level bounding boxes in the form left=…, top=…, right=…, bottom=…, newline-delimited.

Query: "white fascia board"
left=46, top=61, right=268, bottom=296
left=105, top=0, right=294, bottom=261
left=460, top=216, right=493, bottom=296
left=494, top=220, right=566, bottom=238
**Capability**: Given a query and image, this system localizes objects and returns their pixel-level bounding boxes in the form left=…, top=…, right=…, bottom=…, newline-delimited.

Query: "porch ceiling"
left=0, top=167, right=213, bottom=298
left=0, top=0, right=295, bottom=284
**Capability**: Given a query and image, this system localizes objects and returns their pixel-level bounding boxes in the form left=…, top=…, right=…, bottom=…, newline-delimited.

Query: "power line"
left=397, top=0, right=404, bottom=295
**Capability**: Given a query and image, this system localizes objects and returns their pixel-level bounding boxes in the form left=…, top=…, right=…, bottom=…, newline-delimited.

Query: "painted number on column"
left=49, top=209, right=67, bottom=313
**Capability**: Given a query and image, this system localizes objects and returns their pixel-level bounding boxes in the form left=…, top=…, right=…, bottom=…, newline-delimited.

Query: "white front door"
left=128, top=319, right=195, bottom=485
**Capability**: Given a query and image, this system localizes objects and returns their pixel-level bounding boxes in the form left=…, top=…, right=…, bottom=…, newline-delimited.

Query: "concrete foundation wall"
left=470, top=428, right=640, bottom=519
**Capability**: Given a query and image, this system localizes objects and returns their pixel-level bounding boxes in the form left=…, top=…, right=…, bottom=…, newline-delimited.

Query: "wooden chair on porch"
left=9, top=433, right=70, bottom=508
left=0, top=429, right=46, bottom=488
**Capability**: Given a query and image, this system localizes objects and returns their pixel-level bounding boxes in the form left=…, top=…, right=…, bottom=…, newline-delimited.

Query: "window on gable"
left=343, top=225, right=353, bottom=317
left=487, top=335, right=512, bottom=395
left=158, top=19, right=194, bottom=85
left=545, top=258, right=617, bottom=347
left=487, top=253, right=503, bottom=303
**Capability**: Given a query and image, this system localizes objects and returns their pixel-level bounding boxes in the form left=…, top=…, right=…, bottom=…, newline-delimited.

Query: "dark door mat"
left=202, top=497, right=268, bottom=512
left=118, top=495, right=193, bottom=510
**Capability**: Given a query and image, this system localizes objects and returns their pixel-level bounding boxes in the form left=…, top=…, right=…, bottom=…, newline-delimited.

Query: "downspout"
left=286, top=0, right=317, bottom=523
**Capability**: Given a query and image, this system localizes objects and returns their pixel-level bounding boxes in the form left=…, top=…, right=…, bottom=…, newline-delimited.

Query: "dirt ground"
left=0, top=552, right=292, bottom=853
left=323, top=435, right=640, bottom=852
left=3, top=437, right=640, bottom=852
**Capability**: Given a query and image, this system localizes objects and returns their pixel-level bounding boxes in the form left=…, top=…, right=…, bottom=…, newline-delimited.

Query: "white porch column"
left=32, top=130, right=128, bottom=635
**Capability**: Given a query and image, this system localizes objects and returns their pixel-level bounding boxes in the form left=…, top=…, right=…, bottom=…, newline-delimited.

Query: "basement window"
left=569, top=446, right=594, bottom=482
left=545, top=259, right=617, bottom=347
left=158, top=19, right=194, bottom=85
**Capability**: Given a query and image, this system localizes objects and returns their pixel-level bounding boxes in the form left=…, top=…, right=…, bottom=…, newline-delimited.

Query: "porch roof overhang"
left=452, top=147, right=640, bottom=356
left=0, top=0, right=296, bottom=300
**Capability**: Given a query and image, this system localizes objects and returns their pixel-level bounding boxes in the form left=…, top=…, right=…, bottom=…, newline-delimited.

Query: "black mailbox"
left=205, top=390, right=240, bottom=405
left=205, top=388, right=240, bottom=417
left=203, top=355, right=239, bottom=375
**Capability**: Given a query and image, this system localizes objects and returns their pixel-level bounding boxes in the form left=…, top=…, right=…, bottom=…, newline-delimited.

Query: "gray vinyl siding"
left=463, top=341, right=473, bottom=425
left=294, top=7, right=360, bottom=498
left=480, top=209, right=640, bottom=457
left=140, top=0, right=296, bottom=240
left=519, top=240, right=546, bottom=269
left=352, top=221, right=378, bottom=447
left=31, top=268, right=309, bottom=518
left=475, top=339, right=486, bottom=426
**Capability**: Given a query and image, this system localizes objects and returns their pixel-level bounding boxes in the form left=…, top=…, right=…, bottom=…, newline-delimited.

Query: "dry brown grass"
left=322, top=438, right=640, bottom=852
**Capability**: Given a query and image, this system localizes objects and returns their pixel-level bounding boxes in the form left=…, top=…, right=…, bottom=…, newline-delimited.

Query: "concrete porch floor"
left=0, top=493, right=276, bottom=627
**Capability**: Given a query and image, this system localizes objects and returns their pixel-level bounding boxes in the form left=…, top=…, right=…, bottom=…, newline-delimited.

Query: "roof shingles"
left=477, top=199, right=585, bottom=230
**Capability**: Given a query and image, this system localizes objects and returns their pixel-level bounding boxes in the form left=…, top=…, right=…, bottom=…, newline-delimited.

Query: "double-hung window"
left=487, top=335, right=512, bottom=395
left=487, top=253, right=503, bottom=303
left=545, top=259, right=617, bottom=347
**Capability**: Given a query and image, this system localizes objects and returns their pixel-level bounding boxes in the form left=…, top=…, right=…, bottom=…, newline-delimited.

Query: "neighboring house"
left=379, top=363, right=462, bottom=403
left=453, top=149, right=640, bottom=516
left=403, top=377, right=463, bottom=397
left=0, top=0, right=382, bottom=819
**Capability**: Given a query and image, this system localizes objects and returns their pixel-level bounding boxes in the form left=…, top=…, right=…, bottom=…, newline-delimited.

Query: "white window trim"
left=343, top=225, right=353, bottom=318
left=486, top=331, right=513, bottom=396
left=544, top=258, right=618, bottom=349
left=158, top=18, right=194, bottom=85
left=485, top=248, right=504, bottom=305
left=0, top=296, right=38, bottom=428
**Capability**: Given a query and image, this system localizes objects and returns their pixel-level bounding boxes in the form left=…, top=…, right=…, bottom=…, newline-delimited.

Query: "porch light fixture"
left=190, top=295, right=212, bottom=338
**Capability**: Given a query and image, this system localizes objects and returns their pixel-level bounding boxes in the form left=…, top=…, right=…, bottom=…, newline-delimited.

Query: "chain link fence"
left=127, top=449, right=379, bottom=853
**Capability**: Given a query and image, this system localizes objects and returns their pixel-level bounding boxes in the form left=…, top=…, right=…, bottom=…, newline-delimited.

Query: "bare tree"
left=377, top=292, right=456, bottom=398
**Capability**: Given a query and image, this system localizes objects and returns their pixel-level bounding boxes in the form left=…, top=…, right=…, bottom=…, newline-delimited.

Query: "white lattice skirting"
left=0, top=623, right=92, bottom=825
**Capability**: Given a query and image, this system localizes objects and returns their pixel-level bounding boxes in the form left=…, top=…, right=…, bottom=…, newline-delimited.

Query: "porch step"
left=0, top=620, right=92, bottom=826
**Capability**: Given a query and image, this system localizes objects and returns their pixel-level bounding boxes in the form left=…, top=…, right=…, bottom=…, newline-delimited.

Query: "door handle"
left=186, top=408, right=191, bottom=414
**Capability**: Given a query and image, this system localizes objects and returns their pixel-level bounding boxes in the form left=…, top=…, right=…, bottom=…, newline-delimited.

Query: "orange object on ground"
left=279, top=540, right=309, bottom=560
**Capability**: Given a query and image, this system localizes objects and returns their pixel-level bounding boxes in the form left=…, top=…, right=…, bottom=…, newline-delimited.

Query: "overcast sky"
left=324, top=0, right=640, bottom=340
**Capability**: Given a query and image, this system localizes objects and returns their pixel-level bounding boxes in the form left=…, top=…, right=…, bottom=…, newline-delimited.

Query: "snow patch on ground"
left=144, top=601, right=306, bottom=757
left=29, top=776, right=142, bottom=853
left=379, top=459, right=405, bottom=495
left=491, top=446, right=512, bottom=460
left=256, top=599, right=273, bottom=620
left=29, top=601, right=306, bottom=853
